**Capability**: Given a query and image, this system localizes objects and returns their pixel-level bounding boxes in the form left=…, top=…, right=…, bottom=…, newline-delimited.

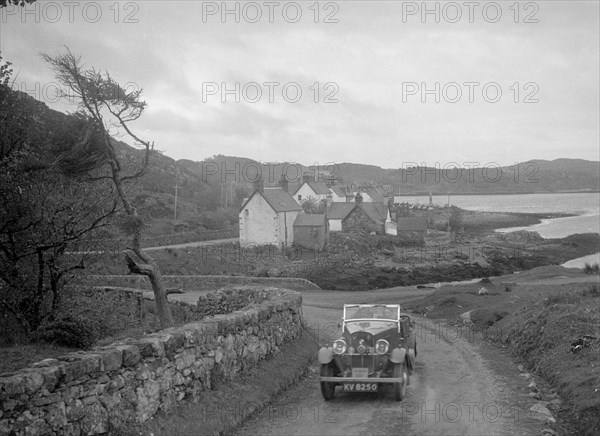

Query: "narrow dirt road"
left=235, top=287, right=548, bottom=435
left=142, top=238, right=238, bottom=251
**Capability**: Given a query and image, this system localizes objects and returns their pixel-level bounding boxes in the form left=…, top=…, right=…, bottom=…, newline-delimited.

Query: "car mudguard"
left=407, top=348, right=416, bottom=374
left=318, top=347, right=334, bottom=364
left=390, top=347, right=406, bottom=364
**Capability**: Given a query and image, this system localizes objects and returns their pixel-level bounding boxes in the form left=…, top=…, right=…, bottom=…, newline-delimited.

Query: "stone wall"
left=0, top=289, right=303, bottom=436
left=74, top=275, right=321, bottom=292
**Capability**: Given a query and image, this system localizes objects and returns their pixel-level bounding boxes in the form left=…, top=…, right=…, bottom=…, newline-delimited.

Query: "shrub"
left=33, top=316, right=104, bottom=349
left=580, top=285, right=600, bottom=298
left=480, top=277, right=491, bottom=284
left=504, top=285, right=513, bottom=292
left=583, top=262, right=600, bottom=275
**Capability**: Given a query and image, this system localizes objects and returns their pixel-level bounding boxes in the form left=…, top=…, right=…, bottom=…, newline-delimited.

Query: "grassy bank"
left=404, top=265, right=600, bottom=435
left=490, top=285, right=600, bottom=436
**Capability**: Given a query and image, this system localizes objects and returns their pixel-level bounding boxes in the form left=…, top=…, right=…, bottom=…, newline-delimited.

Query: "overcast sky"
left=1, top=1, right=599, bottom=168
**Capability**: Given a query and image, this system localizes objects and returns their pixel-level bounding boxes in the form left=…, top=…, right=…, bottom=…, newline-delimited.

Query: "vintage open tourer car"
left=318, top=304, right=417, bottom=401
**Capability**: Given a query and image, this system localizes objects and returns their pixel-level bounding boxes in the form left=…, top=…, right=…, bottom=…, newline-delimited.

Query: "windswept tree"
left=42, top=48, right=174, bottom=328
left=0, top=0, right=36, bottom=7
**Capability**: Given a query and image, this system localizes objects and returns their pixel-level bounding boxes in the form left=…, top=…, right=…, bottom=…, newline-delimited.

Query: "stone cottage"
left=293, top=213, right=329, bottom=251
left=397, top=216, right=428, bottom=244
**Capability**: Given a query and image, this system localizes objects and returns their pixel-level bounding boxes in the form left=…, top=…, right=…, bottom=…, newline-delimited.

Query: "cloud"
left=1, top=0, right=598, bottom=166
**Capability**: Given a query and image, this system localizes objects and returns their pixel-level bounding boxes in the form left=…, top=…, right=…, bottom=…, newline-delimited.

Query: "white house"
left=293, top=180, right=330, bottom=203
left=329, top=185, right=347, bottom=202
left=326, top=202, right=355, bottom=232
left=239, top=187, right=302, bottom=248
left=361, top=187, right=386, bottom=203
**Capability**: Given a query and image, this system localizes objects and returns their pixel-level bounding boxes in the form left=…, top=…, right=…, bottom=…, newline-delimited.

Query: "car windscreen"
left=345, top=306, right=399, bottom=320
left=345, top=320, right=397, bottom=334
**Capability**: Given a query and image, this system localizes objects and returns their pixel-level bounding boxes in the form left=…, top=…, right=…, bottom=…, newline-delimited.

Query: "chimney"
left=253, top=177, right=264, bottom=193
left=326, top=192, right=333, bottom=208
left=355, top=192, right=363, bottom=204
left=278, top=175, right=289, bottom=193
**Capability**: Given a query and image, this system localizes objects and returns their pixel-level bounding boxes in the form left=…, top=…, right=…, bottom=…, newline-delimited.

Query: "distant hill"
left=391, top=159, right=600, bottom=195
left=188, top=157, right=599, bottom=195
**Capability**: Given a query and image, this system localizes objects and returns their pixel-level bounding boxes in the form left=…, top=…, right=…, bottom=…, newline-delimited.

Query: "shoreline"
left=395, top=190, right=600, bottom=196
left=301, top=207, right=600, bottom=291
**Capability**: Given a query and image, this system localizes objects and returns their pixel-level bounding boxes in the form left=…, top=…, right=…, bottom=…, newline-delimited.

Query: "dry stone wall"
left=74, top=275, right=320, bottom=292
left=0, top=289, right=303, bottom=436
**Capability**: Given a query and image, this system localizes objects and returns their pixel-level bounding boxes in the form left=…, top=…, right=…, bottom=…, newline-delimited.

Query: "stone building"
left=293, top=213, right=329, bottom=251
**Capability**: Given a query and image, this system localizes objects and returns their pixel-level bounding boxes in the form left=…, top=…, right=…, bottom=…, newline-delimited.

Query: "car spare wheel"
left=393, top=363, right=408, bottom=401
left=320, top=364, right=336, bottom=401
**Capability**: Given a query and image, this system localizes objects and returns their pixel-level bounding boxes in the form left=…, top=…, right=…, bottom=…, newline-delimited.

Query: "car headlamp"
left=375, top=339, right=389, bottom=354
left=333, top=339, right=347, bottom=354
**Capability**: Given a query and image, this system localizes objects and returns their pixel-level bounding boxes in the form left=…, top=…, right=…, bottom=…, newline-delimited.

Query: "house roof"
left=326, top=202, right=355, bottom=220
left=294, top=214, right=327, bottom=227
left=329, top=186, right=346, bottom=198
left=358, top=202, right=387, bottom=224
left=241, top=188, right=302, bottom=213
left=397, top=217, right=428, bottom=231
left=309, top=181, right=331, bottom=195
left=362, top=187, right=385, bottom=203
left=372, top=202, right=388, bottom=219
left=294, top=181, right=330, bottom=196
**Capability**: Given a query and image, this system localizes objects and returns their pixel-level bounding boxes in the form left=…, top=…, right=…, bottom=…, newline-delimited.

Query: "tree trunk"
left=124, top=249, right=174, bottom=328
left=103, top=143, right=174, bottom=329
left=146, top=264, right=174, bottom=328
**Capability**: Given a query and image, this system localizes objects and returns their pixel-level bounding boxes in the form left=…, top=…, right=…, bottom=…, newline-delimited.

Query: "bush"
left=33, top=316, right=104, bottom=349
left=583, top=262, right=600, bottom=275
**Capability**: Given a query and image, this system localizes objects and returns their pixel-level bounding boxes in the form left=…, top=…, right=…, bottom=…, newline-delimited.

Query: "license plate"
left=352, top=368, right=369, bottom=378
left=343, top=383, right=378, bottom=392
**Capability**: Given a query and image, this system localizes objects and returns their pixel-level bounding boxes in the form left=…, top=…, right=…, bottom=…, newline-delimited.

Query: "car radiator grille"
left=339, top=354, right=387, bottom=375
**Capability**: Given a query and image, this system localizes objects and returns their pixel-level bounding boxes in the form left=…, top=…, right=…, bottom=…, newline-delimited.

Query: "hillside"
left=336, top=159, right=600, bottom=194
left=175, top=155, right=600, bottom=196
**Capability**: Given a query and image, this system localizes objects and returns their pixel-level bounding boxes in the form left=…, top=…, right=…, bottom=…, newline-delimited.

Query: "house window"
left=297, top=195, right=302, bottom=201
left=244, top=209, right=249, bottom=215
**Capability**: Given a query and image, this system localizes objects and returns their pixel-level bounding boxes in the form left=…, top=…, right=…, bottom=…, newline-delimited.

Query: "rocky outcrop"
left=0, top=288, right=303, bottom=436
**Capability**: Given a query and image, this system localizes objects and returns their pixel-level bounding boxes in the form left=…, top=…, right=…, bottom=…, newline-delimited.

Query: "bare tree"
left=42, top=48, right=174, bottom=328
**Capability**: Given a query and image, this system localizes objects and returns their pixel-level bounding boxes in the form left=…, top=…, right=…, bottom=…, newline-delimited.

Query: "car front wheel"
left=320, top=364, right=336, bottom=401
left=393, top=362, right=408, bottom=401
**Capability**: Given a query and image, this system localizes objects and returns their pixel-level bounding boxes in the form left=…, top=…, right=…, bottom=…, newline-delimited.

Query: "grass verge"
left=404, top=267, right=599, bottom=436
left=487, top=285, right=600, bottom=436
left=113, top=328, right=319, bottom=436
